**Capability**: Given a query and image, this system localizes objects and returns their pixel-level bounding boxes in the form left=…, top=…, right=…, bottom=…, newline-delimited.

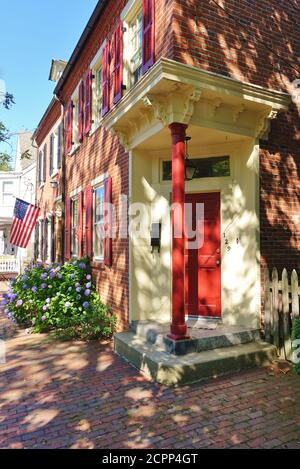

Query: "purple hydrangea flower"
left=76, top=287, right=81, bottom=293
left=83, top=301, right=89, bottom=309
left=50, top=271, right=56, bottom=279
left=41, top=315, right=46, bottom=321
left=22, top=284, right=28, bottom=290
left=41, top=273, right=48, bottom=280
left=7, top=312, right=12, bottom=319
left=32, top=286, right=38, bottom=293
left=1, top=299, right=8, bottom=306
left=42, top=305, right=48, bottom=312
left=79, top=262, right=87, bottom=270
left=86, top=274, right=91, bottom=280
left=75, top=282, right=80, bottom=288
left=9, top=293, right=17, bottom=302
left=41, top=283, right=47, bottom=289
left=85, top=282, right=91, bottom=289
left=84, top=289, right=91, bottom=297
left=16, top=299, right=23, bottom=307
left=21, top=275, right=28, bottom=282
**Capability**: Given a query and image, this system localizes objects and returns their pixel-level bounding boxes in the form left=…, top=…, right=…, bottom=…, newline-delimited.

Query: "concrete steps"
left=114, top=331, right=277, bottom=386
left=131, top=320, right=261, bottom=355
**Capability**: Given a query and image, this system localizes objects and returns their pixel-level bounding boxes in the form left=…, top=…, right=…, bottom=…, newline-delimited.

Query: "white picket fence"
left=0, top=257, right=20, bottom=274
left=264, top=267, right=300, bottom=360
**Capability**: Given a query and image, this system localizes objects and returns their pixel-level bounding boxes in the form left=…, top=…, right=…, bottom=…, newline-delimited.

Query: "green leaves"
left=7, top=258, right=116, bottom=341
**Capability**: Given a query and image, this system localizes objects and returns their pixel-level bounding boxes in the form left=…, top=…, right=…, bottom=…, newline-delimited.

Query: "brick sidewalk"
left=0, top=307, right=299, bottom=449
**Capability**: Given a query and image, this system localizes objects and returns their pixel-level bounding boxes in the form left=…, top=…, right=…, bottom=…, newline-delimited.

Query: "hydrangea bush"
left=1, top=258, right=116, bottom=341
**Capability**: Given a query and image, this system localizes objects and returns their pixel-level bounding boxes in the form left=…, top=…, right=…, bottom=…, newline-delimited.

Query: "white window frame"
left=50, top=125, right=60, bottom=178
left=38, top=148, right=45, bottom=187
left=2, top=181, right=14, bottom=206
left=121, top=0, right=143, bottom=92
left=90, top=41, right=105, bottom=135
left=92, top=177, right=106, bottom=262
left=71, top=195, right=79, bottom=258
left=45, top=214, right=52, bottom=264
left=37, top=219, right=43, bottom=261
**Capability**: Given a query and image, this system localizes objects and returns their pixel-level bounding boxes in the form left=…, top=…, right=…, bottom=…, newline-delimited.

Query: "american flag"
left=10, top=198, right=40, bottom=248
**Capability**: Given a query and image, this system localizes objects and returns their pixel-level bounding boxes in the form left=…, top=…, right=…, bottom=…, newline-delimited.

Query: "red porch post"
left=169, top=123, right=189, bottom=340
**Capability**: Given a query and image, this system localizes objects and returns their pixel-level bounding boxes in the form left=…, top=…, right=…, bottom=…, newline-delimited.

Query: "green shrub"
left=292, top=317, right=300, bottom=375
left=1, top=258, right=116, bottom=341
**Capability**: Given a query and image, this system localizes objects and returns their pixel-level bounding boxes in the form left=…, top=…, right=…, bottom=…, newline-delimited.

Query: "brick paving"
left=0, top=298, right=300, bottom=449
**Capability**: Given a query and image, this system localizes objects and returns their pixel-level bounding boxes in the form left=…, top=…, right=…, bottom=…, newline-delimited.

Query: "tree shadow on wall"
left=172, top=0, right=300, bottom=276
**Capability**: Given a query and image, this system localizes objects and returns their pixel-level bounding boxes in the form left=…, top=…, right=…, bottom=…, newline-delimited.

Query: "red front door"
left=185, top=192, right=221, bottom=317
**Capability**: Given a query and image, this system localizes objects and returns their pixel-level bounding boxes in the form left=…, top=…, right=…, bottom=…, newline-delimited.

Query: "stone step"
left=130, top=320, right=260, bottom=355
left=114, top=332, right=277, bottom=386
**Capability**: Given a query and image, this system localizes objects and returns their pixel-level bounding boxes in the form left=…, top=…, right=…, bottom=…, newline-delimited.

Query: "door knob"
left=216, top=260, right=221, bottom=266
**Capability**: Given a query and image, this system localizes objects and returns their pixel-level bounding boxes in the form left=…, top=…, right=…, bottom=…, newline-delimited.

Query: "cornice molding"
left=102, top=58, right=291, bottom=150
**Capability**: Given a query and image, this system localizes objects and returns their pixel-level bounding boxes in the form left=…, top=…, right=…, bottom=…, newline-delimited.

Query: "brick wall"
left=36, top=100, right=62, bottom=217
left=37, top=0, right=300, bottom=325
left=171, top=0, right=300, bottom=317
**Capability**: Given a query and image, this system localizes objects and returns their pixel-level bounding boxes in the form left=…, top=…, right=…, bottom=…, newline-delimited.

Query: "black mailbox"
left=150, top=223, right=161, bottom=253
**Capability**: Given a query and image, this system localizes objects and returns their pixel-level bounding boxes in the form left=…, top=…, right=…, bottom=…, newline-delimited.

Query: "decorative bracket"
left=256, top=108, right=279, bottom=139
left=143, top=85, right=202, bottom=126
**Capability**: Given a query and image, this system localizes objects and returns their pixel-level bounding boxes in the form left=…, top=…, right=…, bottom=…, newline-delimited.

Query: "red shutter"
left=142, top=0, right=155, bottom=74
left=113, top=21, right=123, bottom=105
left=102, top=41, right=110, bottom=116
left=78, top=81, right=84, bottom=143
left=85, top=185, right=94, bottom=258
left=84, top=70, right=93, bottom=135
left=64, top=196, right=71, bottom=261
left=65, top=100, right=73, bottom=154
left=78, top=191, right=83, bottom=258
left=104, top=176, right=112, bottom=267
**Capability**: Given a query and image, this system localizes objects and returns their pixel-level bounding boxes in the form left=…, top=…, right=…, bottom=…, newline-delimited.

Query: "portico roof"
left=102, top=58, right=291, bottom=151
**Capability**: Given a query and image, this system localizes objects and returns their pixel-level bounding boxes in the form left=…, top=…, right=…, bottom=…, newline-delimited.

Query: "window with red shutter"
left=65, top=101, right=73, bottom=154
left=113, top=21, right=124, bottom=105
left=142, top=0, right=155, bottom=75
left=104, top=177, right=112, bottom=267
left=102, top=41, right=110, bottom=116
left=85, top=186, right=94, bottom=258
left=43, top=144, right=47, bottom=183
left=84, top=70, right=93, bottom=135
left=64, top=196, right=71, bottom=261
left=78, top=191, right=83, bottom=258
left=78, top=81, right=84, bottom=142
left=49, top=134, right=54, bottom=176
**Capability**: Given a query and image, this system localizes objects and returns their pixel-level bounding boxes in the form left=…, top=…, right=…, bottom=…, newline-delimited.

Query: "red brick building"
left=35, top=0, right=299, bottom=352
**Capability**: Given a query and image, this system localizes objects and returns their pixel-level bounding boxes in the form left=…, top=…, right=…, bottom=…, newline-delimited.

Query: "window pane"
left=129, top=11, right=143, bottom=85
left=94, top=224, right=104, bottom=259
left=93, top=186, right=105, bottom=259
left=95, top=186, right=104, bottom=223
left=162, top=156, right=230, bottom=181
left=71, top=198, right=79, bottom=256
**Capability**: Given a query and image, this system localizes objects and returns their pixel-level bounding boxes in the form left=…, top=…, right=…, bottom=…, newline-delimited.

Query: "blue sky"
left=0, top=0, right=98, bottom=157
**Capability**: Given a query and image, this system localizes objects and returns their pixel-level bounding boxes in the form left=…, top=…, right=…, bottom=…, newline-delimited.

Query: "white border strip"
left=91, top=172, right=108, bottom=187
left=70, top=186, right=82, bottom=198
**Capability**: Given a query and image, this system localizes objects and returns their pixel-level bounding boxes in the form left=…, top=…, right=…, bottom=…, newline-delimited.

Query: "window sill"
left=91, top=258, right=106, bottom=269
left=69, top=144, right=81, bottom=156
left=90, top=119, right=103, bottom=137
left=51, top=170, right=59, bottom=179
